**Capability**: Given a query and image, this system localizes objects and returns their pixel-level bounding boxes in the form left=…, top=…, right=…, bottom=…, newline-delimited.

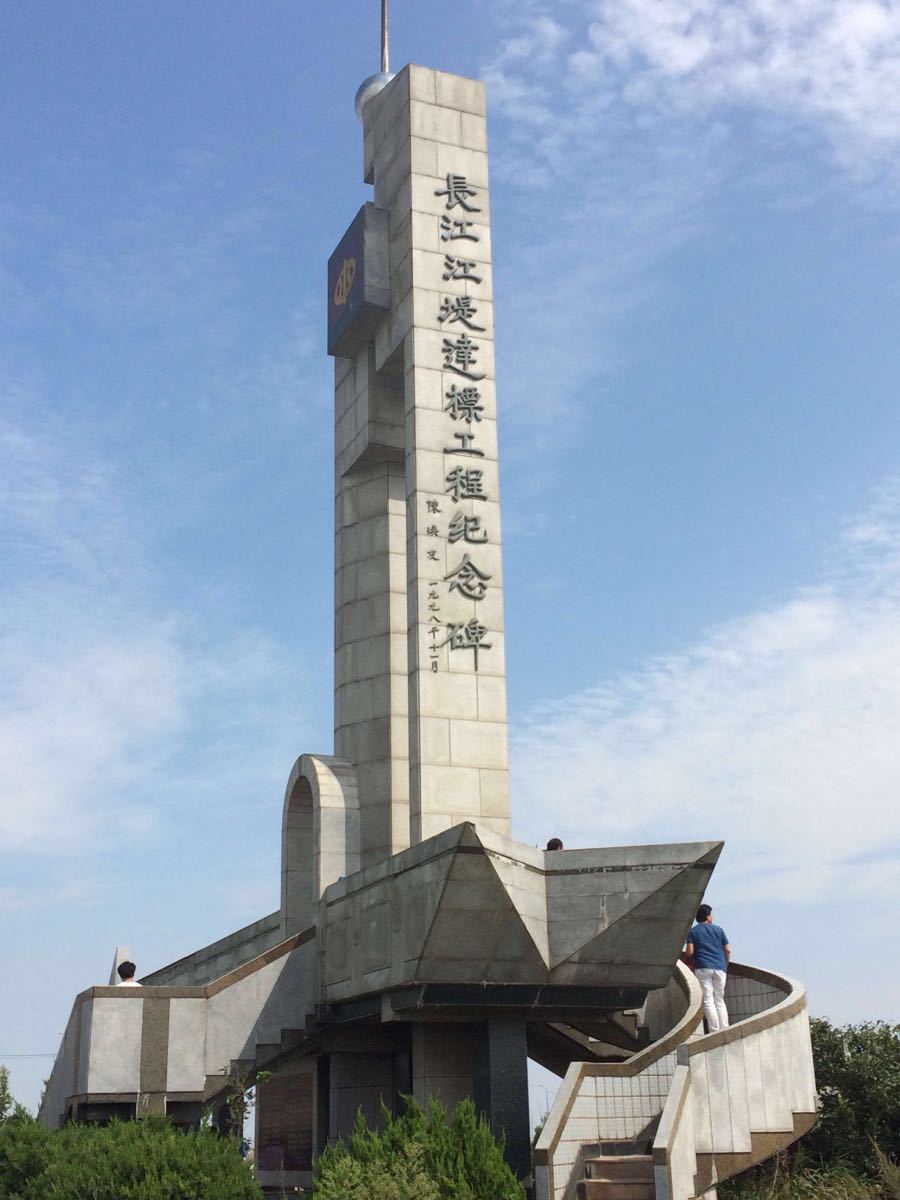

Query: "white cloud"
left=0, top=413, right=306, bottom=861
left=481, top=0, right=900, bottom=448
left=480, top=10, right=723, bottom=444
left=0, top=422, right=137, bottom=587
left=0, top=878, right=103, bottom=914
left=0, top=601, right=184, bottom=852
left=211, top=303, right=327, bottom=428
left=510, top=477, right=900, bottom=905
left=0, top=155, right=326, bottom=875
left=582, top=0, right=900, bottom=165
left=488, top=0, right=900, bottom=174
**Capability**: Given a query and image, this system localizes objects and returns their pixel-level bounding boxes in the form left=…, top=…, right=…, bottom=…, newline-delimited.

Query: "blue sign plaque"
left=327, top=203, right=390, bottom=358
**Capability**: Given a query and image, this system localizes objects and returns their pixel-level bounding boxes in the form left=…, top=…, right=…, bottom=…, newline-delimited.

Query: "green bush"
left=721, top=1017, right=900, bottom=1199
left=313, top=1139, right=440, bottom=1200
left=873, top=1147, right=900, bottom=1200
left=0, top=1114, right=261, bottom=1200
left=0, top=1070, right=11, bottom=1124
left=805, top=1019, right=900, bottom=1173
left=313, top=1097, right=526, bottom=1200
left=720, top=1157, right=882, bottom=1199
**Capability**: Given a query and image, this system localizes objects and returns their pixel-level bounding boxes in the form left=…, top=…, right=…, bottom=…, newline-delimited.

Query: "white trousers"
left=695, top=968, right=729, bottom=1032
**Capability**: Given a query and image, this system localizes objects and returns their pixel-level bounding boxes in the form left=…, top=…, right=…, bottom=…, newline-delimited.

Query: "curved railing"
left=652, top=964, right=816, bottom=1199
left=534, top=963, right=816, bottom=1200
left=534, top=963, right=703, bottom=1200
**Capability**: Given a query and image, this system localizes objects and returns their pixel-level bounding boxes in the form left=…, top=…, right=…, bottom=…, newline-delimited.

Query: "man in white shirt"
left=116, top=961, right=142, bottom=986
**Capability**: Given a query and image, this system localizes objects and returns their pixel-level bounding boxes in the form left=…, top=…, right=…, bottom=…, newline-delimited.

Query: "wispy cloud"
left=482, top=1, right=900, bottom=445
left=0, top=148, right=321, bottom=440
left=487, top=0, right=900, bottom=178
left=481, top=9, right=720, bottom=443
left=0, top=134, right=330, bottom=883
left=575, top=0, right=900, bottom=175
left=0, top=420, right=137, bottom=588
left=0, top=878, right=104, bottom=915
left=511, top=476, right=900, bottom=905
left=209, top=302, right=328, bottom=429
left=0, top=411, right=308, bottom=863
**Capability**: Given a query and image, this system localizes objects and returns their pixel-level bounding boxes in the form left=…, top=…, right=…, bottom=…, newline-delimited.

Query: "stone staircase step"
left=254, top=1027, right=308, bottom=1069
left=254, top=1043, right=280, bottom=1066
left=580, top=1153, right=655, bottom=1198
left=576, top=1182, right=654, bottom=1200
left=585, top=1155, right=654, bottom=1183
left=600, top=1137, right=657, bottom=1156
left=279, top=1027, right=305, bottom=1051
left=607, top=1012, right=649, bottom=1045
left=569, top=1016, right=649, bottom=1054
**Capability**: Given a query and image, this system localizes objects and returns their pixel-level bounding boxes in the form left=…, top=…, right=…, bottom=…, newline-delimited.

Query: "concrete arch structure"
left=281, top=754, right=360, bottom=936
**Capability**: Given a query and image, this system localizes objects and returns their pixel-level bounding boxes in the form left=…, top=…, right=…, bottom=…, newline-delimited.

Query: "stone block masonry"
left=333, top=66, right=510, bottom=861
left=362, top=65, right=510, bottom=847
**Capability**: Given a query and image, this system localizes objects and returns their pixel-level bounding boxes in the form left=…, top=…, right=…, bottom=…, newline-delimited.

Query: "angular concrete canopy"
left=319, top=823, right=722, bottom=1005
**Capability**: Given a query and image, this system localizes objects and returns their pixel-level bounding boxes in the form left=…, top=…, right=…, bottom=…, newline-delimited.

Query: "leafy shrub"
left=313, top=1097, right=525, bottom=1200
left=0, top=1070, right=11, bottom=1124
left=806, top=1019, right=900, bottom=1173
left=0, top=1113, right=261, bottom=1200
left=720, top=1158, right=882, bottom=1199
left=721, top=1018, right=900, bottom=1199
left=313, top=1139, right=440, bottom=1200
left=0, top=1111, right=52, bottom=1200
left=874, top=1146, right=900, bottom=1200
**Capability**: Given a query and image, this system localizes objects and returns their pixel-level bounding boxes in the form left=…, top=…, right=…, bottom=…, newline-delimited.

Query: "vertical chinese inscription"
left=368, top=66, right=509, bottom=840
left=430, top=173, right=496, bottom=673
left=360, top=65, right=511, bottom=844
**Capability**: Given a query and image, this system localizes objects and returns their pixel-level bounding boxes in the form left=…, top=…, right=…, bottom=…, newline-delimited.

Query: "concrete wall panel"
left=167, top=999, right=206, bottom=1092
left=87, top=998, right=142, bottom=1093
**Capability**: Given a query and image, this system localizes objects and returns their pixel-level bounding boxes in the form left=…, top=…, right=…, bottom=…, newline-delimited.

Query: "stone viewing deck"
left=40, top=817, right=723, bottom=1190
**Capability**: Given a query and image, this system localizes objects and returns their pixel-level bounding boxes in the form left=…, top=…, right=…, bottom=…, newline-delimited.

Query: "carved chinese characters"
left=427, top=173, right=496, bottom=673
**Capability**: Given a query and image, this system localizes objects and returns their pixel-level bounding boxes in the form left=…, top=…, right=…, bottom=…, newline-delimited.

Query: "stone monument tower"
left=330, top=58, right=509, bottom=863
left=42, top=30, right=788, bottom=1198
left=276, top=53, right=722, bottom=1182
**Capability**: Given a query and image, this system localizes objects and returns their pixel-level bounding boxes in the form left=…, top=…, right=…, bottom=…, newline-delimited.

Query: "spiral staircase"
left=534, top=962, right=816, bottom=1200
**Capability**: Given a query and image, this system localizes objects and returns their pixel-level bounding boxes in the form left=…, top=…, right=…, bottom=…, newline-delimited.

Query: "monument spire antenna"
left=381, top=0, right=389, bottom=75
left=355, top=0, right=395, bottom=119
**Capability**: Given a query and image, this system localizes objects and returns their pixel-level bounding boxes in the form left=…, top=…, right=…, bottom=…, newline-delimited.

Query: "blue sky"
left=2, top=0, right=899, bottom=1116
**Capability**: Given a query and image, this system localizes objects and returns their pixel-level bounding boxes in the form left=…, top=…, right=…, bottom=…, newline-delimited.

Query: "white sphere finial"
left=355, top=72, right=394, bottom=120
left=355, top=0, right=394, bottom=120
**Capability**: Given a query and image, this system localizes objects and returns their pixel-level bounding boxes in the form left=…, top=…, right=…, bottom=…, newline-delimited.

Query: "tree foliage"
left=721, top=1155, right=889, bottom=1199
left=313, top=1139, right=441, bottom=1200
left=0, top=1113, right=261, bottom=1200
left=805, top=1018, right=900, bottom=1173
left=0, top=1071, right=11, bottom=1125
left=313, top=1097, right=526, bottom=1200
left=722, top=1018, right=900, bottom=1197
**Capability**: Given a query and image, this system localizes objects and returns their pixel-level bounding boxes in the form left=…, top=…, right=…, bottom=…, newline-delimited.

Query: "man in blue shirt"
left=685, top=904, right=731, bottom=1032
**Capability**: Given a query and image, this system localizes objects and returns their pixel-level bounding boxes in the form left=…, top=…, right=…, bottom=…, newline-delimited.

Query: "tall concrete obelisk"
left=329, top=60, right=510, bottom=865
